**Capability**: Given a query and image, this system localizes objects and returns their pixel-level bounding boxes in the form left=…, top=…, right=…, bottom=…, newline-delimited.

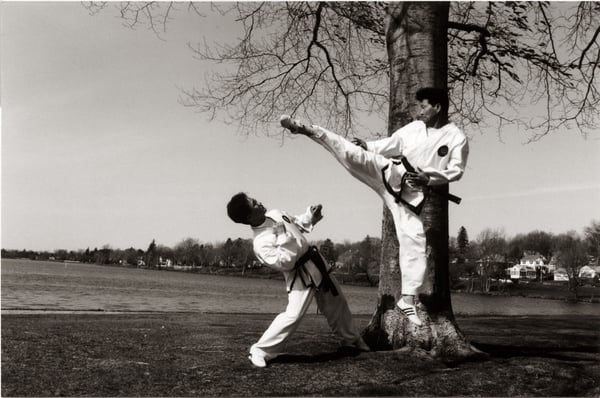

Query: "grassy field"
left=2, top=313, right=599, bottom=396
left=452, top=278, right=600, bottom=302
left=2, top=259, right=600, bottom=396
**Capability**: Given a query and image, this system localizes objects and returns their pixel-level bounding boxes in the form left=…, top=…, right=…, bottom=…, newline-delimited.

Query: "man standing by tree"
left=281, top=88, right=468, bottom=326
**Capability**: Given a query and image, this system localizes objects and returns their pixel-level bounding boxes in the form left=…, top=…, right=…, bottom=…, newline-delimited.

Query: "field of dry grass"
left=2, top=313, right=599, bottom=396
left=2, top=259, right=599, bottom=396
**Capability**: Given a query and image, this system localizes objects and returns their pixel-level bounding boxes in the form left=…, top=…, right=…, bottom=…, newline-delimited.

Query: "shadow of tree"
left=473, top=342, right=599, bottom=362
left=268, top=346, right=363, bottom=364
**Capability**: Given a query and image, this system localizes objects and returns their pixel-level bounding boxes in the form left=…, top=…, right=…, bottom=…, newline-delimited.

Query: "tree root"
left=364, top=303, right=489, bottom=363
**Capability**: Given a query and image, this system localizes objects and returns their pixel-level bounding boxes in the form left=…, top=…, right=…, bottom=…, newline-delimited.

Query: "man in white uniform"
left=280, top=88, right=469, bottom=326
left=226, top=192, right=369, bottom=368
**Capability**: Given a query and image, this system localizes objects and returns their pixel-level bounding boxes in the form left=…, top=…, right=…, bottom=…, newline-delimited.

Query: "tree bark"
left=362, top=2, right=485, bottom=360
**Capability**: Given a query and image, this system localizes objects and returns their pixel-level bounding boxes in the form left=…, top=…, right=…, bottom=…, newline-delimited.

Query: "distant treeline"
left=3, top=222, right=599, bottom=290
left=1, top=236, right=384, bottom=286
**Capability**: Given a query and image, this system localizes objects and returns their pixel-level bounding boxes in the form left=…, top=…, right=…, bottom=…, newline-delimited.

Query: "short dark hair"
left=416, top=87, right=449, bottom=113
left=227, top=192, right=252, bottom=224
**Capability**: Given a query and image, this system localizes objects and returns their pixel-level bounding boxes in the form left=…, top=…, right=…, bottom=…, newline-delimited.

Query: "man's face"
left=416, top=99, right=440, bottom=127
left=246, top=196, right=266, bottom=225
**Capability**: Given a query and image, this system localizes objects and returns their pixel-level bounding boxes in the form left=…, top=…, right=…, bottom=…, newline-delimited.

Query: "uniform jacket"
left=366, top=120, right=469, bottom=207
left=252, top=208, right=329, bottom=292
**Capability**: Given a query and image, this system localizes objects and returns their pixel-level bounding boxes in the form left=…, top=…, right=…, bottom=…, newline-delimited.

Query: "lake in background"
left=2, top=259, right=598, bottom=316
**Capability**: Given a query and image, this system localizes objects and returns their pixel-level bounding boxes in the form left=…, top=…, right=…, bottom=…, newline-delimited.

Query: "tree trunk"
left=362, top=2, right=484, bottom=360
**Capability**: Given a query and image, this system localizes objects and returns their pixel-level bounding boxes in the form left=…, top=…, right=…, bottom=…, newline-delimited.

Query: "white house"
left=520, top=253, right=546, bottom=267
left=578, top=265, right=600, bottom=279
left=546, top=256, right=559, bottom=273
left=506, top=253, right=549, bottom=280
left=507, top=264, right=538, bottom=280
left=554, top=268, right=569, bottom=281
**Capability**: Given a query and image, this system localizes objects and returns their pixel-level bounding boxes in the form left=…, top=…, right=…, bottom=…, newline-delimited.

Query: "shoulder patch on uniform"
left=438, top=145, right=449, bottom=156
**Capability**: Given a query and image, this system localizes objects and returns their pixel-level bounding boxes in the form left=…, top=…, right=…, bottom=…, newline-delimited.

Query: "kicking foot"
left=280, top=115, right=315, bottom=136
left=248, top=353, right=267, bottom=368
left=397, top=298, right=423, bottom=326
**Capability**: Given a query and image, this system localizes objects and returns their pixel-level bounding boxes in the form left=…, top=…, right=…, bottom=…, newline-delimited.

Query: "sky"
left=2, top=2, right=599, bottom=252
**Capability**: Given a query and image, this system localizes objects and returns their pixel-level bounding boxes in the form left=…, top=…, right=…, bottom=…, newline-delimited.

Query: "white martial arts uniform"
left=309, top=121, right=468, bottom=295
left=249, top=208, right=362, bottom=362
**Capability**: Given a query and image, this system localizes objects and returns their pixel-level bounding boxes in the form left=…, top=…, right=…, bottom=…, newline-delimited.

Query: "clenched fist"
left=310, top=204, right=323, bottom=224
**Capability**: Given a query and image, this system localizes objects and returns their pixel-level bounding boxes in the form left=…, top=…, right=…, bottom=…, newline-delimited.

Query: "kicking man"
left=280, top=88, right=469, bottom=326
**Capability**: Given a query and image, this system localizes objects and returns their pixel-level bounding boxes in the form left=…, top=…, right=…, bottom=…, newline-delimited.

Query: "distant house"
left=579, top=265, right=600, bottom=279
left=554, top=268, right=569, bottom=282
left=520, top=253, right=546, bottom=267
left=158, top=257, right=173, bottom=268
left=506, top=253, right=548, bottom=280
left=546, top=256, right=559, bottom=273
left=507, top=264, right=538, bottom=280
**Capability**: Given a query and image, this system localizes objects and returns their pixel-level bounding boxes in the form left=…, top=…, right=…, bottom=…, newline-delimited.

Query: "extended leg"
left=249, top=287, right=315, bottom=366
left=280, top=115, right=389, bottom=196
left=281, top=116, right=423, bottom=325
left=315, top=277, right=369, bottom=351
left=308, top=126, right=425, bottom=326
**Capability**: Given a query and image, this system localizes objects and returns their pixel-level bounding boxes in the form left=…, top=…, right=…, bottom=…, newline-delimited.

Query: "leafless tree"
left=553, top=232, right=588, bottom=300
left=583, top=220, right=600, bottom=258
left=84, top=2, right=600, bottom=140
left=474, top=228, right=507, bottom=292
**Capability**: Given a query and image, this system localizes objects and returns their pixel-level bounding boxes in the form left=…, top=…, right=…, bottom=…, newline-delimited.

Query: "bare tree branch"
left=579, top=26, right=600, bottom=69
left=86, top=1, right=599, bottom=141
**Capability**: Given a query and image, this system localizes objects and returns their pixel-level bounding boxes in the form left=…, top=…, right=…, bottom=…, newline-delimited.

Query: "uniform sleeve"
left=253, top=229, right=298, bottom=272
left=425, top=135, right=469, bottom=185
left=366, top=130, right=404, bottom=158
left=365, top=121, right=422, bottom=157
left=290, top=207, right=315, bottom=233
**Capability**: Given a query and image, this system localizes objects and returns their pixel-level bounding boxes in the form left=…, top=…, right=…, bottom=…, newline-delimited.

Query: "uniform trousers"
left=311, top=126, right=426, bottom=295
left=249, top=277, right=360, bottom=361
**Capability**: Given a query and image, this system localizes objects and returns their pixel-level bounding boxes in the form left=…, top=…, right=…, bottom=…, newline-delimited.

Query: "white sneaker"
left=397, top=298, right=423, bottom=326
left=248, top=353, right=267, bottom=368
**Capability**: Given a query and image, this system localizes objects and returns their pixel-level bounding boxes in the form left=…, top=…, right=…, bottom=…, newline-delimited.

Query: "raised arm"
left=291, top=205, right=323, bottom=233
left=363, top=121, right=424, bottom=158
left=365, top=133, right=404, bottom=158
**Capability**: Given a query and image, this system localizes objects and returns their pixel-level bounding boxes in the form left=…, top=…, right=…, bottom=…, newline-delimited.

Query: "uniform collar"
left=251, top=216, right=277, bottom=231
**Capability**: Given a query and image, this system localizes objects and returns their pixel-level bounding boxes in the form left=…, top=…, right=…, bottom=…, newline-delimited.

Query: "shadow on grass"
left=269, top=346, right=363, bottom=365
left=273, top=342, right=598, bottom=368
left=473, top=342, right=599, bottom=362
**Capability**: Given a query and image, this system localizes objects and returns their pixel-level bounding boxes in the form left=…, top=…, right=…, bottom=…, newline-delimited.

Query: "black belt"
left=381, top=160, right=462, bottom=216
left=292, top=246, right=338, bottom=296
left=400, top=157, right=462, bottom=205
left=381, top=163, right=425, bottom=215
